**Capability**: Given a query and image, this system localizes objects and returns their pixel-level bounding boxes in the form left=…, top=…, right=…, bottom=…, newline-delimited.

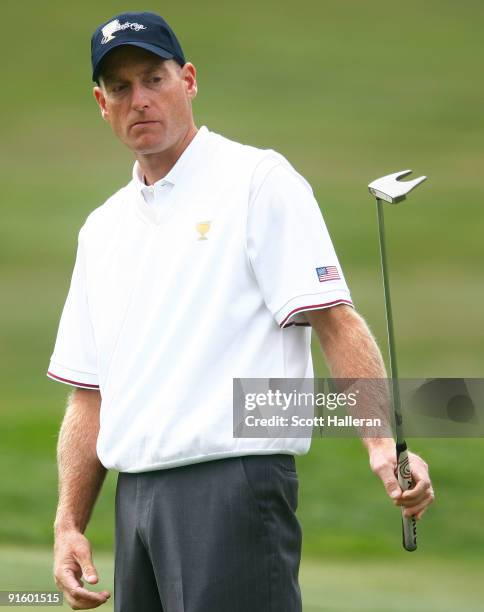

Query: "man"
left=48, top=11, right=434, bottom=611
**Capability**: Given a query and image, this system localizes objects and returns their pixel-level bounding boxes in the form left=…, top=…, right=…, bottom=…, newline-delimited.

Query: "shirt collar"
left=132, top=125, right=209, bottom=194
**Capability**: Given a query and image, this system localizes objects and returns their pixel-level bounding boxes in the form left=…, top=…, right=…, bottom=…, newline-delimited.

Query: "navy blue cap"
left=91, top=12, right=186, bottom=82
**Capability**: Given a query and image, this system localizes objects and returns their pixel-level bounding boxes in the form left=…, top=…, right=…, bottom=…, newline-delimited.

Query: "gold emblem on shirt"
left=196, top=221, right=211, bottom=240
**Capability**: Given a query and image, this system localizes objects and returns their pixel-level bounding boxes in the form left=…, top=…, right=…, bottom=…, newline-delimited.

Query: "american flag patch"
left=316, top=266, right=340, bottom=282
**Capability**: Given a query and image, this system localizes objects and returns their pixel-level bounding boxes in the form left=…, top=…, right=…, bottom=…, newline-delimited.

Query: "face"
left=93, top=46, right=197, bottom=155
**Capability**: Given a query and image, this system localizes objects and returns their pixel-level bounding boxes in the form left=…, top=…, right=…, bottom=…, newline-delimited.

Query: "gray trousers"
left=114, top=454, right=302, bottom=612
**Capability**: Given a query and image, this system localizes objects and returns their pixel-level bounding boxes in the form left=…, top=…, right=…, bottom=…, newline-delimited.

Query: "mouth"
left=130, top=120, right=159, bottom=129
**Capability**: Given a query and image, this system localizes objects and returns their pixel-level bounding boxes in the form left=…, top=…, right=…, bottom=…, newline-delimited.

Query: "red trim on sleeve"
left=47, top=371, right=100, bottom=389
left=280, top=299, right=353, bottom=328
left=282, top=322, right=312, bottom=328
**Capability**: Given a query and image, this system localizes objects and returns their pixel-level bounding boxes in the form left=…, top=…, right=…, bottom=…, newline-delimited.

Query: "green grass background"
left=1, top=1, right=483, bottom=609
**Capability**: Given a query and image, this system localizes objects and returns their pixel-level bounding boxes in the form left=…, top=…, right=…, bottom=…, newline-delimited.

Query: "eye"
left=111, top=84, right=126, bottom=93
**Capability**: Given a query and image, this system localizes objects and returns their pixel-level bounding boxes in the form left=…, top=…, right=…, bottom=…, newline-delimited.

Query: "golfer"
left=49, top=12, right=434, bottom=611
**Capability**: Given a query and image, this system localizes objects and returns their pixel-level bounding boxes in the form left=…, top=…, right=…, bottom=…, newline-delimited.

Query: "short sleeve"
left=246, top=158, right=353, bottom=328
left=46, top=227, right=100, bottom=389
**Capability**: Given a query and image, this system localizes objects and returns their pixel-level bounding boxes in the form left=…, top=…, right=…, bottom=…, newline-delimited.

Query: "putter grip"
left=397, top=444, right=417, bottom=551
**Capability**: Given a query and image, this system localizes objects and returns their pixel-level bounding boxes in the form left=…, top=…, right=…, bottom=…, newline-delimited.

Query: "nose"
left=131, top=82, right=150, bottom=111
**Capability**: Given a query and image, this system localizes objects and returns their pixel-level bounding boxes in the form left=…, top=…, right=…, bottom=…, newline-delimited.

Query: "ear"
left=93, top=85, right=109, bottom=121
left=181, top=62, right=198, bottom=100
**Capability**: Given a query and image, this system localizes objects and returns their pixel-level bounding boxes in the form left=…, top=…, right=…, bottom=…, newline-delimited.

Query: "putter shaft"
left=376, top=198, right=417, bottom=552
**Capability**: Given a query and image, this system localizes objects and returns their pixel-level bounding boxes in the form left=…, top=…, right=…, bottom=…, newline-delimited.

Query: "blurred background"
left=1, top=1, right=483, bottom=610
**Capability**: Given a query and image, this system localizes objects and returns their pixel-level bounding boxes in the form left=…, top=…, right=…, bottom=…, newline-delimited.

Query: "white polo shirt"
left=47, top=125, right=353, bottom=472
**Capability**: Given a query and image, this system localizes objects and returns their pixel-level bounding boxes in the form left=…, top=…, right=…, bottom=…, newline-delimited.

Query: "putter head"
left=368, top=170, right=427, bottom=204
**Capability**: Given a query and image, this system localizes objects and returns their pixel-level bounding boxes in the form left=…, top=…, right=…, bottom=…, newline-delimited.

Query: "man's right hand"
left=53, top=530, right=110, bottom=610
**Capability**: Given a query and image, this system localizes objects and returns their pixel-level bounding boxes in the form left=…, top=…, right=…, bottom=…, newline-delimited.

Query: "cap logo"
left=101, top=19, right=147, bottom=45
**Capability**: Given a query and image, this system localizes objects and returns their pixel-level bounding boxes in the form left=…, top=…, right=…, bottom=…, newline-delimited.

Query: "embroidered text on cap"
left=101, top=19, right=147, bottom=45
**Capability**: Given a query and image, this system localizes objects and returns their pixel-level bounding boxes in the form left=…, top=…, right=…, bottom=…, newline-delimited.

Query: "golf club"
left=368, top=169, right=427, bottom=552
